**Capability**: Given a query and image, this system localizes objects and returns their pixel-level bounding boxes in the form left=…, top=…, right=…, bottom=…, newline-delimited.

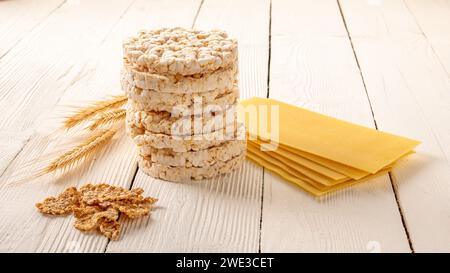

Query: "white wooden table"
left=0, top=0, right=449, bottom=253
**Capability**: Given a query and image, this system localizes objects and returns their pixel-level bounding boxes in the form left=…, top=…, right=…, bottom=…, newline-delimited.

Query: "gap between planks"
left=336, top=0, right=413, bottom=253
left=258, top=0, right=273, bottom=253
left=102, top=162, right=140, bottom=253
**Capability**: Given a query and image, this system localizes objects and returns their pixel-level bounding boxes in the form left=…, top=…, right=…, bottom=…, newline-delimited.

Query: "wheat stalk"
left=41, top=128, right=117, bottom=175
left=89, top=108, right=126, bottom=131
left=64, top=95, right=127, bottom=129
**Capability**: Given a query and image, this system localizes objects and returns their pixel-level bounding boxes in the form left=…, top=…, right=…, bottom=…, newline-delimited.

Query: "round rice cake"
left=138, top=139, right=246, bottom=167
left=138, top=151, right=245, bottom=182
left=122, top=60, right=237, bottom=93
left=126, top=106, right=238, bottom=136
left=121, top=74, right=239, bottom=111
left=126, top=121, right=246, bottom=153
left=123, top=27, right=238, bottom=76
left=126, top=85, right=239, bottom=114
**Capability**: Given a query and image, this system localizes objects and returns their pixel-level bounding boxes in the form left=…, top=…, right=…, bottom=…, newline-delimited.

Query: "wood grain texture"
left=1, top=0, right=449, bottom=253
left=0, top=133, right=137, bottom=252
left=0, top=0, right=201, bottom=252
left=107, top=161, right=262, bottom=252
left=0, top=0, right=134, bottom=178
left=106, top=0, right=270, bottom=253
left=195, top=0, right=270, bottom=99
left=340, top=0, right=450, bottom=252
left=404, top=0, right=450, bottom=76
left=0, top=0, right=65, bottom=58
left=260, top=0, right=410, bottom=252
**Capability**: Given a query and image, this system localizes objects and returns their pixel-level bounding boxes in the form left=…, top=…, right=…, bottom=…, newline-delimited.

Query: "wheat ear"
left=64, top=95, right=127, bottom=129
left=89, top=108, right=126, bottom=131
left=41, top=128, right=117, bottom=175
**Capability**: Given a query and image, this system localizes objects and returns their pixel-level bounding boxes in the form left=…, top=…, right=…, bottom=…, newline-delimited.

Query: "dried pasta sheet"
left=246, top=150, right=392, bottom=197
left=239, top=97, right=420, bottom=173
left=247, top=142, right=349, bottom=186
left=251, top=139, right=369, bottom=180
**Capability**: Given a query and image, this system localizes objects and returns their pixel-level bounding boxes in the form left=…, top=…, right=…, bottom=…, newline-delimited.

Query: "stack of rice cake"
left=122, top=28, right=246, bottom=182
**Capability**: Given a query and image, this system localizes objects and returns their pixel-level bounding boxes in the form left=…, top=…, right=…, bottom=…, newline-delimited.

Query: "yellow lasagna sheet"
left=247, top=142, right=349, bottom=186
left=246, top=150, right=391, bottom=197
left=248, top=140, right=349, bottom=180
left=252, top=139, right=369, bottom=179
left=239, top=97, right=420, bottom=173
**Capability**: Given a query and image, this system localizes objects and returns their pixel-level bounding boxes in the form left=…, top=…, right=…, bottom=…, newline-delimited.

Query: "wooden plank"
left=340, top=0, right=450, bottom=252
left=0, top=0, right=65, bottom=58
left=0, top=0, right=201, bottom=252
left=0, top=1, right=66, bottom=174
left=0, top=0, right=135, bottom=131
left=106, top=0, right=270, bottom=252
left=107, top=163, right=263, bottom=252
left=0, top=0, right=135, bottom=177
left=0, top=134, right=138, bottom=252
left=404, top=0, right=450, bottom=76
left=260, top=0, right=410, bottom=252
